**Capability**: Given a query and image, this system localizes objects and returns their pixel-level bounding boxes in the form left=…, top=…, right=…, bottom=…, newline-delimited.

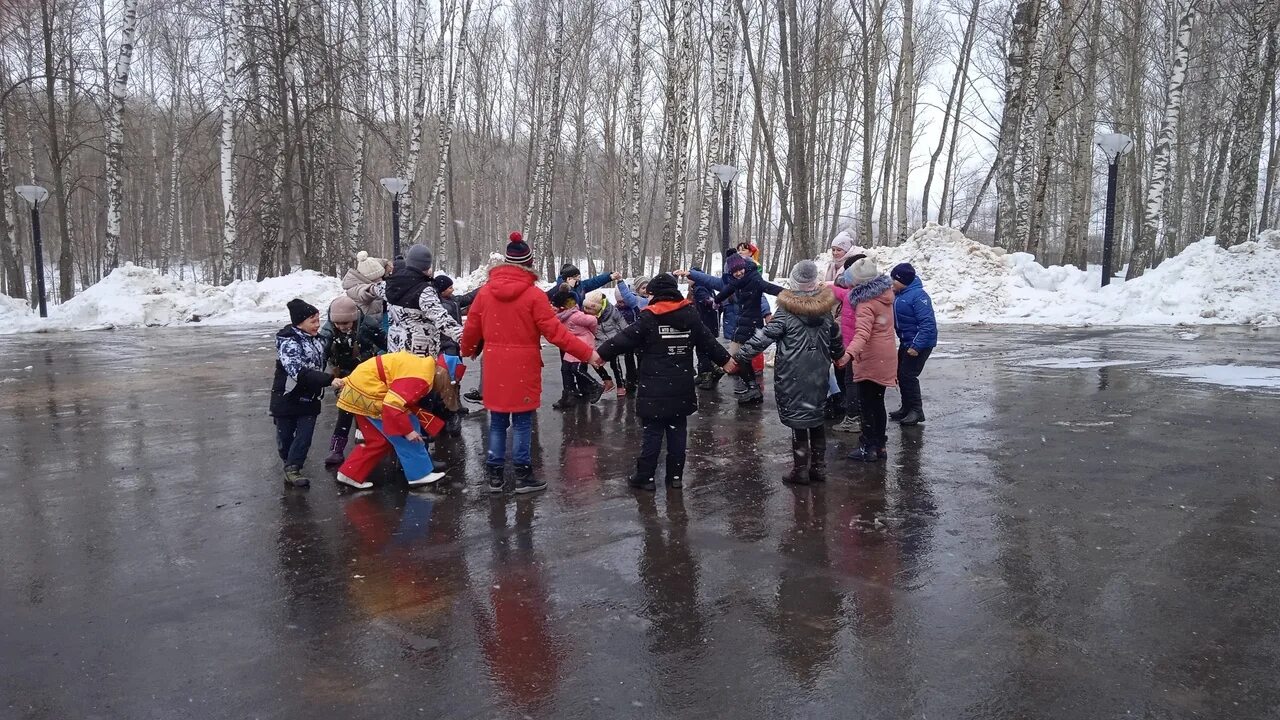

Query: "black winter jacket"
left=737, top=288, right=843, bottom=429
left=713, top=265, right=784, bottom=329
left=270, top=324, right=333, bottom=417
left=597, top=301, right=730, bottom=419
left=320, top=316, right=385, bottom=376
left=438, top=288, right=479, bottom=356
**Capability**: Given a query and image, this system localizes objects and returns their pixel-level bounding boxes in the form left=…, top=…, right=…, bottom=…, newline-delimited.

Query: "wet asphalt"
left=0, top=324, right=1278, bottom=719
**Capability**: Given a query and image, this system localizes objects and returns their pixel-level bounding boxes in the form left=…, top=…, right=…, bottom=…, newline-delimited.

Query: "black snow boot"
left=464, top=388, right=483, bottom=403
left=628, top=474, right=657, bottom=491
left=784, top=435, right=810, bottom=485
left=486, top=464, right=506, bottom=493
left=809, top=432, right=828, bottom=483
left=889, top=407, right=908, bottom=421
left=898, top=409, right=926, bottom=425
left=513, top=464, right=546, bottom=494
left=552, top=390, right=578, bottom=410
left=848, top=444, right=883, bottom=463
left=586, top=379, right=605, bottom=404
left=665, top=455, right=686, bottom=490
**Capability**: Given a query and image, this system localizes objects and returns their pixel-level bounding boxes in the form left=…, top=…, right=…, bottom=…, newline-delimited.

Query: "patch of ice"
left=1153, top=365, right=1280, bottom=390
left=1023, top=357, right=1144, bottom=369
left=930, top=352, right=967, bottom=359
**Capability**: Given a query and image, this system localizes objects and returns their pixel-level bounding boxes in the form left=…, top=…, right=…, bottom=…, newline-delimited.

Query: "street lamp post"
left=15, top=185, right=50, bottom=317
left=379, top=178, right=409, bottom=258
left=1094, top=133, right=1133, bottom=287
left=709, top=164, right=740, bottom=263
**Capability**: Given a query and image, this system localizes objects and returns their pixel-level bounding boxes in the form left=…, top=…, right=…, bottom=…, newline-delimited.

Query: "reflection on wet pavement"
left=1, top=324, right=1278, bottom=718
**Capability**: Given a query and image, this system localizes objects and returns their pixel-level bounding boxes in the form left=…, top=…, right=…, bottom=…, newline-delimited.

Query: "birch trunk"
left=626, top=0, right=643, bottom=275
left=894, top=0, right=915, bottom=243
left=1127, top=3, right=1195, bottom=279
left=1061, top=0, right=1101, bottom=269
left=347, top=0, right=369, bottom=258
left=994, top=0, right=1042, bottom=249
left=217, top=0, right=239, bottom=283
left=0, top=106, right=23, bottom=298
left=1219, top=1, right=1278, bottom=248
left=103, top=0, right=139, bottom=274
left=923, top=0, right=978, bottom=225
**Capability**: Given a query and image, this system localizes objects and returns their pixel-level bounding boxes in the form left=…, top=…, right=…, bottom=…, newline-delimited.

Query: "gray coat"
left=737, top=287, right=843, bottom=429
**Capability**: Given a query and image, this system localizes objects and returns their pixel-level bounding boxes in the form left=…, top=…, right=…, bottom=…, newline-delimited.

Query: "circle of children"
left=270, top=230, right=937, bottom=494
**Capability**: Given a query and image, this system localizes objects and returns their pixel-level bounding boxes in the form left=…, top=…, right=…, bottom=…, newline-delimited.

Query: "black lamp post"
left=15, top=185, right=49, bottom=317
left=379, top=177, right=409, bottom=258
left=1094, top=133, right=1133, bottom=287
left=709, top=164, right=740, bottom=262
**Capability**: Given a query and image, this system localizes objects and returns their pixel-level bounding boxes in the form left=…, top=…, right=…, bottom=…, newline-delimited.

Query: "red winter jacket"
left=461, top=263, right=595, bottom=413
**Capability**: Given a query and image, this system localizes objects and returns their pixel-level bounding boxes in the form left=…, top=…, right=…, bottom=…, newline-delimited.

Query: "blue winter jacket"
left=546, top=271, right=614, bottom=306
left=893, top=277, right=938, bottom=350
left=687, top=268, right=770, bottom=340
left=689, top=272, right=720, bottom=336
left=713, top=264, right=784, bottom=328
left=616, top=279, right=649, bottom=310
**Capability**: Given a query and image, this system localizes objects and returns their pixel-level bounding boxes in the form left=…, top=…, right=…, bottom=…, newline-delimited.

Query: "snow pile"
left=0, top=263, right=343, bottom=334
left=820, top=223, right=1280, bottom=326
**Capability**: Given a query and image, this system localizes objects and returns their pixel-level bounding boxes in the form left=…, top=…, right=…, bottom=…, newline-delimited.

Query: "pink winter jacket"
left=557, top=307, right=598, bottom=363
left=829, top=285, right=858, bottom=352
left=844, top=276, right=897, bottom=388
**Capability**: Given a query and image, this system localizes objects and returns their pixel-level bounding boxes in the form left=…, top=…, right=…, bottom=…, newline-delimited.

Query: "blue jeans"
left=368, top=415, right=436, bottom=480
left=487, top=411, right=534, bottom=467
left=275, top=414, right=317, bottom=469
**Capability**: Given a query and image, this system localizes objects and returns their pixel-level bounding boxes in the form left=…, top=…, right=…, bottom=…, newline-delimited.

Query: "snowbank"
left=822, top=223, right=1280, bottom=327
left=0, top=264, right=343, bottom=334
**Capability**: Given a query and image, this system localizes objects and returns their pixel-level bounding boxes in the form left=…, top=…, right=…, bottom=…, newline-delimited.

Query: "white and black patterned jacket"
left=384, top=267, right=462, bottom=358
left=271, top=325, right=332, bottom=417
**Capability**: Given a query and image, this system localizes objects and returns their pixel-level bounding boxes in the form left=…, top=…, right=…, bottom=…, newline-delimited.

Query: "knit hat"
left=505, top=231, right=533, bottom=266
left=647, top=273, right=683, bottom=302
left=288, top=298, right=319, bottom=326
left=431, top=274, right=454, bottom=294
left=355, top=250, right=386, bottom=280
left=789, top=260, right=819, bottom=294
left=891, top=262, right=917, bottom=286
left=848, top=257, right=879, bottom=284
left=584, top=290, right=607, bottom=312
left=633, top=275, right=651, bottom=293
left=405, top=244, right=433, bottom=272
left=560, top=263, right=582, bottom=280
left=726, top=254, right=749, bottom=275
left=830, top=232, right=855, bottom=254
left=328, top=295, right=359, bottom=324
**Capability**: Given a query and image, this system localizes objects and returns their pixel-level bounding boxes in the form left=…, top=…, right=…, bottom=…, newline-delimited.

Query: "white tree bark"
left=217, top=0, right=240, bottom=283
left=1219, top=0, right=1279, bottom=247
left=626, top=0, right=643, bottom=275
left=894, top=0, right=915, bottom=244
left=103, top=0, right=140, bottom=273
left=347, top=0, right=369, bottom=258
left=399, top=0, right=431, bottom=241
left=994, top=0, right=1042, bottom=249
left=1128, top=2, right=1195, bottom=278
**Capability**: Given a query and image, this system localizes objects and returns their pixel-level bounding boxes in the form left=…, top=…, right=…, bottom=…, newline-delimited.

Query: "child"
left=687, top=266, right=722, bottom=389
left=736, top=261, right=843, bottom=484
left=334, top=351, right=454, bottom=489
left=342, top=250, right=391, bottom=324
left=596, top=273, right=734, bottom=491
left=583, top=290, right=629, bottom=396
left=433, top=274, right=481, bottom=434
left=272, top=298, right=344, bottom=487
left=709, top=254, right=784, bottom=404
left=889, top=263, right=937, bottom=425
left=828, top=253, right=867, bottom=433
left=319, top=295, right=385, bottom=466
left=551, top=289, right=602, bottom=409
left=836, top=259, right=897, bottom=462
left=460, top=232, right=599, bottom=494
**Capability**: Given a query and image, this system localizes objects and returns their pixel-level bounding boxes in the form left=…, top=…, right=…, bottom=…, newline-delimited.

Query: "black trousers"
left=621, top=353, right=638, bottom=388
left=331, top=408, right=356, bottom=438
left=857, top=380, right=888, bottom=448
left=791, top=426, right=827, bottom=467
left=561, top=358, right=600, bottom=397
left=897, top=346, right=933, bottom=412
left=637, top=416, right=688, bottom=480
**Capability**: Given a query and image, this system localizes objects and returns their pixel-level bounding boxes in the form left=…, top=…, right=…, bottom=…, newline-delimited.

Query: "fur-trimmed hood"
left=848, top=274, right=893, bottom=305
left=777, top=286, right=836, bottom=322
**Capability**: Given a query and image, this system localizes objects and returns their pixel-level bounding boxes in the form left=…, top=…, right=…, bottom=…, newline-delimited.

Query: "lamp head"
left=1094, top=133, right=1133, bottom=163
left=709, top=164, right=740, bottom=185
left=15, top=185, right=49, bottom=207
left=379, top=177, right=409, bottom=195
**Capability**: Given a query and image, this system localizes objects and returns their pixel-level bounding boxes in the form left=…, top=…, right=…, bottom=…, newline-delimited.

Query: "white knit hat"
left=355, top=250, right=387, bottom=280
left=849, top=257, right=879, bottom=283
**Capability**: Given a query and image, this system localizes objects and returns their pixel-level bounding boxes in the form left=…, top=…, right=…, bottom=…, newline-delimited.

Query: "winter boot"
left=513, top=464, right=546, bottom=494
left=889, top=407, right=908, bottom=421
left=848, top=443, right=883, bottom=463
left=445, top=413, right=463, bottom=436
left=335, top=471, right=373, bottom=490
left=628, top=474, right=657, bottom=492
left=810, top=433, right=828, bottom=483
left=464, top=389, right=483, bottom=403
left=552, top=390, right=578, bottom=410
left=833, top=415, right=862, bottom=433
left=587, top=379, right=605, bottom=404
left=665, top=454, right=686, bottom=490
left=323, top=435, right=348, bottom=467
left=283, top=466, right=310, bottom=488
left=737, top=383, right=764, bottom=405
left=784, top=435, right=811, bottom=485
left=486, top=464, right=506, bottom=493
left=898, top=409, right=926, bottom=425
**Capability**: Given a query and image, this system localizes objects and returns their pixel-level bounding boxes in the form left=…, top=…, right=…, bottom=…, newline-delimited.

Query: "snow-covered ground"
left=2, top=224, right=1278, bottom=334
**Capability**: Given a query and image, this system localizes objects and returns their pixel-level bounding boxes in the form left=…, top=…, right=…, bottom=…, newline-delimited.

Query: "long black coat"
left=597, top=301, right=729, bottom=419
left=738, top=288, right=843, bottom=429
